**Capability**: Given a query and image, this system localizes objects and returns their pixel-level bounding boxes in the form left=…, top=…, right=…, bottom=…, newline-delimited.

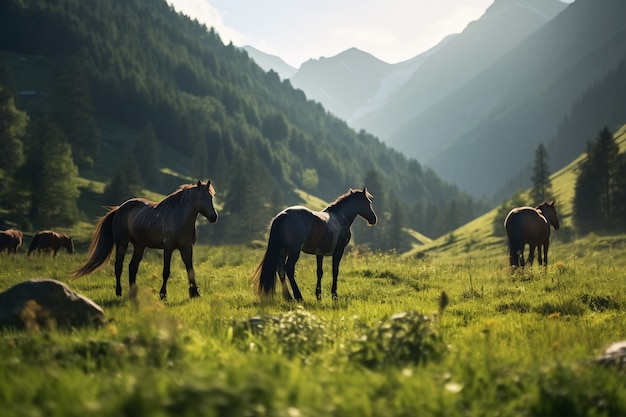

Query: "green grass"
left=1, top=234, right=626, bottom=416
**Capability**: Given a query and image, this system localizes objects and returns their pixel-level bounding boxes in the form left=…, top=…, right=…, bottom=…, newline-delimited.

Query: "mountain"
left=0, top=0, right=489, bottom=242
left=288, top=47, right=432, bottom=124
left=392, top=0, right=626, bottom=197
left=246, top=0, right=567, bottom=142
left=358, top=0, right=569, bottom=141
left=241, top=46, right=297, bottom=80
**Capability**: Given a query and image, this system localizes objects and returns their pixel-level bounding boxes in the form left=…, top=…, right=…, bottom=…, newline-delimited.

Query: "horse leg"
left=179, top=245, right=200, bottom=298
left=114, top=243, right=128, bottom=296
left=543, top=242, right=550, bottom=267
left=527, top=245, right=536, bottom=266
left=159, top=248, right=174, bottom=300
left=285, top=247, right=304, bottom=302
left=315, top=255, right=324, bottom=300
left=330, top=248, right=346, bottom=300
left=128, top=244, right=146, bottom=297
left=277, top=251, right=292, bottom=301
left=537, top=245, right=543, bottom=266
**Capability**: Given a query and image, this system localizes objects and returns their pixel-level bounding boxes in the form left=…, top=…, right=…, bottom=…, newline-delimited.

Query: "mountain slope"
left=358, top=0, right=568, bottom=141
left=401, top=0, right=626, bottom=197
left=241, top=46, right=297, bottom=80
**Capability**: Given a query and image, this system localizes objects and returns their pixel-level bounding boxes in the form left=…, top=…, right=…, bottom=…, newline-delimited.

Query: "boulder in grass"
left=0, top=278, right=104, bottom=331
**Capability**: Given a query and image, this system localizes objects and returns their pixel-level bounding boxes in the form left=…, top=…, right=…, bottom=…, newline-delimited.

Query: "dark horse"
left=504, top=201, right=560, bottom=268
left=28, top=230, right=74, bottom=256
left=0, top=229, right=23, bottom=254
left=71, top=181, right=218, bottom=300
left=253, top=188, right=377, bottom=302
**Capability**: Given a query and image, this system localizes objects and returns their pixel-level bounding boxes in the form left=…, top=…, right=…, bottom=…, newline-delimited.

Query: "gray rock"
left=596, top=341, right=626, bottom=367
left=0, top=278, right=104, bottom=331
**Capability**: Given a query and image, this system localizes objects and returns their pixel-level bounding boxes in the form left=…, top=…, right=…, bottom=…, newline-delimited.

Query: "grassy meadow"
left=1, top=128, right=624, bottom=416
left=1, top=233, right=626, bottom=417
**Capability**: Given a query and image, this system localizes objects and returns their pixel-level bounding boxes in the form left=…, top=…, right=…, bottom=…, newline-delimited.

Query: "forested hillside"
left=0, top=0, right=488, bottom=246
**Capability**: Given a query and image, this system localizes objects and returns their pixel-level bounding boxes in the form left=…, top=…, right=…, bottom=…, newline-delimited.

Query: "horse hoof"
left=160, top=293, right=167, bottom=301
left=331, top=294, right=338, bottom=301
left=316, top=294, right=322, bottom=301
left=189, top=287, right=200, bottom=298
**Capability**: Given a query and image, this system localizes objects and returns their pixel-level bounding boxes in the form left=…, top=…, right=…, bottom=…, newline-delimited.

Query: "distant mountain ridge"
left=241, top=46, right=297, bottom=80
left=242, top=0, right=626, bottom=199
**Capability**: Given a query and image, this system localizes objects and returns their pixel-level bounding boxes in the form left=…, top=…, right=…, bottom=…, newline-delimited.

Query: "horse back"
left=279, top=207, right=345, bottom=256
left=505, top=207, right=550, bottom=243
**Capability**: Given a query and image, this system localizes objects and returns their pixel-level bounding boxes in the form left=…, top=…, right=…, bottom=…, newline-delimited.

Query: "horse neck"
left=160, top=189, right=200, bottom=223
left=328, top=198, right=361, bottom=226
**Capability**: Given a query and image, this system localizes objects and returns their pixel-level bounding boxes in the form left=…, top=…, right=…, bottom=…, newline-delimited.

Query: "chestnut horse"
left=0, top=229, right=23, bottom=254
left=71, top=181, right=218, bottom=300
left=253, top=188, right=377, bottom=302
left=504, top=201, right=560, bottom=267
left=28, top=230, right=74, bottom=256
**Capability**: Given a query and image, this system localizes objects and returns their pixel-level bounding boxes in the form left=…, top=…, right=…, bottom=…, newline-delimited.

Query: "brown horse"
left=504, top=201, right=560, bottom=268
left=28, top=230, right=74, bottom=256
left=0, top=229, right=23, bottom=254
left=71, top=181, right=218, bottom=300
left=253, top=188, right=377, bottom=302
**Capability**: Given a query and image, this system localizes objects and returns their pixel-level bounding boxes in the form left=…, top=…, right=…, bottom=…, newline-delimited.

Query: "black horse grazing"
left=253, top=188, right=377, bottom=302
left=504, top=201, right=560, bottom=268
left=71, top=181, right=218, bottom=300
left=0, top=229, right=23, bottom=254
left=28, top=230, right=74, bottom=256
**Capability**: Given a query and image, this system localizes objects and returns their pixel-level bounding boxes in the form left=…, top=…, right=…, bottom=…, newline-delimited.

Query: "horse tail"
left=70, top=209, right=117, bottom=279
left=28, top=234, right=39, bottom=256
left=505, top=214, right=524, bottom=267
left=252, top=215, right=285, bottom=298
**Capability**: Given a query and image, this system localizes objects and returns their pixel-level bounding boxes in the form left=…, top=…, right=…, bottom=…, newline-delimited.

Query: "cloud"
left=166, top=0, right=247, bottom=45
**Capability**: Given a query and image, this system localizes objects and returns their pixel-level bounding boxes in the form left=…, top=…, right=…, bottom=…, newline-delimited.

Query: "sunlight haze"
left=166, top=0, right=497, bottom=67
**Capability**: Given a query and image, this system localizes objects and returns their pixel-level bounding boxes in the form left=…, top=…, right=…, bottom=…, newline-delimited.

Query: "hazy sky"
left=166, top=0, right=499, bottom=67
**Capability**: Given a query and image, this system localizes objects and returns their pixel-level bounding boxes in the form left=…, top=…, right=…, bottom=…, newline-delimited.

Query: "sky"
left=165, top=0, right=498, bottom=68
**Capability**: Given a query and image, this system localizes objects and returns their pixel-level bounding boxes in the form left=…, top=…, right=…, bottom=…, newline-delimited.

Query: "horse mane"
left=325, top=188, right=372, bottom=211
left=155, top=182, right=215, bottom=213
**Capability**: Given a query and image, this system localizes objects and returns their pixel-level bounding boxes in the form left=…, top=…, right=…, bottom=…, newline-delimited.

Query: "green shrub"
left=230, top=306, right=330, bottom=359
left=349, top=311, right=446, bottom=369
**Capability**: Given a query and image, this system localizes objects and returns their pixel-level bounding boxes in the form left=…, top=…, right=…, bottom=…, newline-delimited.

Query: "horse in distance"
left=504, top=201, right=560, bottom=268
left=28, top=230, right=74, bottom=257
left=253, top=188, right=377, bottom=302
left=0, top=229, right=23, bottom=254
left=71, top=180, right=218, bottom=300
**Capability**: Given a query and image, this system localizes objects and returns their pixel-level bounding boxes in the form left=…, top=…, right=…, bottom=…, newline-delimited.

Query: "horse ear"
left=197, top=180, right=202, bottom=187
left=549, top=200, right=555, bottom=206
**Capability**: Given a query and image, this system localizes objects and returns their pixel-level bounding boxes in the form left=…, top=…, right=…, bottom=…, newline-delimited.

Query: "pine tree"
left=191, top=135, right=209, bottom=181
left=0, top=84, right=27, bottom=183
left=30, top=123, right=80, bottom=225
left=573, top=126, right=621, bottom=234
left=133, top=122, right=160, bottom=185
left=50, top=57, right=100, bottom=170
left=530, top=143, right=553, bottom=204
left=220, top=149, right=283, bottom=242
left=103, top=153, right=143, bottom=205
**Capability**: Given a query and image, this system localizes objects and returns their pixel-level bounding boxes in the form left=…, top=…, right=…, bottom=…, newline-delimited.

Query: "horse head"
left=538, top=201, right=560, bottom=230
left=196, top=180, right=218, bottom=223
left=359, top=188, right=377, bottom=226
left=66, top=235, right=75, bottom=254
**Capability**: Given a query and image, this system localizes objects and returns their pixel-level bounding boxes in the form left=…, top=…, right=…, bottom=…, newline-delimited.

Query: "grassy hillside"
left=408, top=124, right=626, bottom=261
